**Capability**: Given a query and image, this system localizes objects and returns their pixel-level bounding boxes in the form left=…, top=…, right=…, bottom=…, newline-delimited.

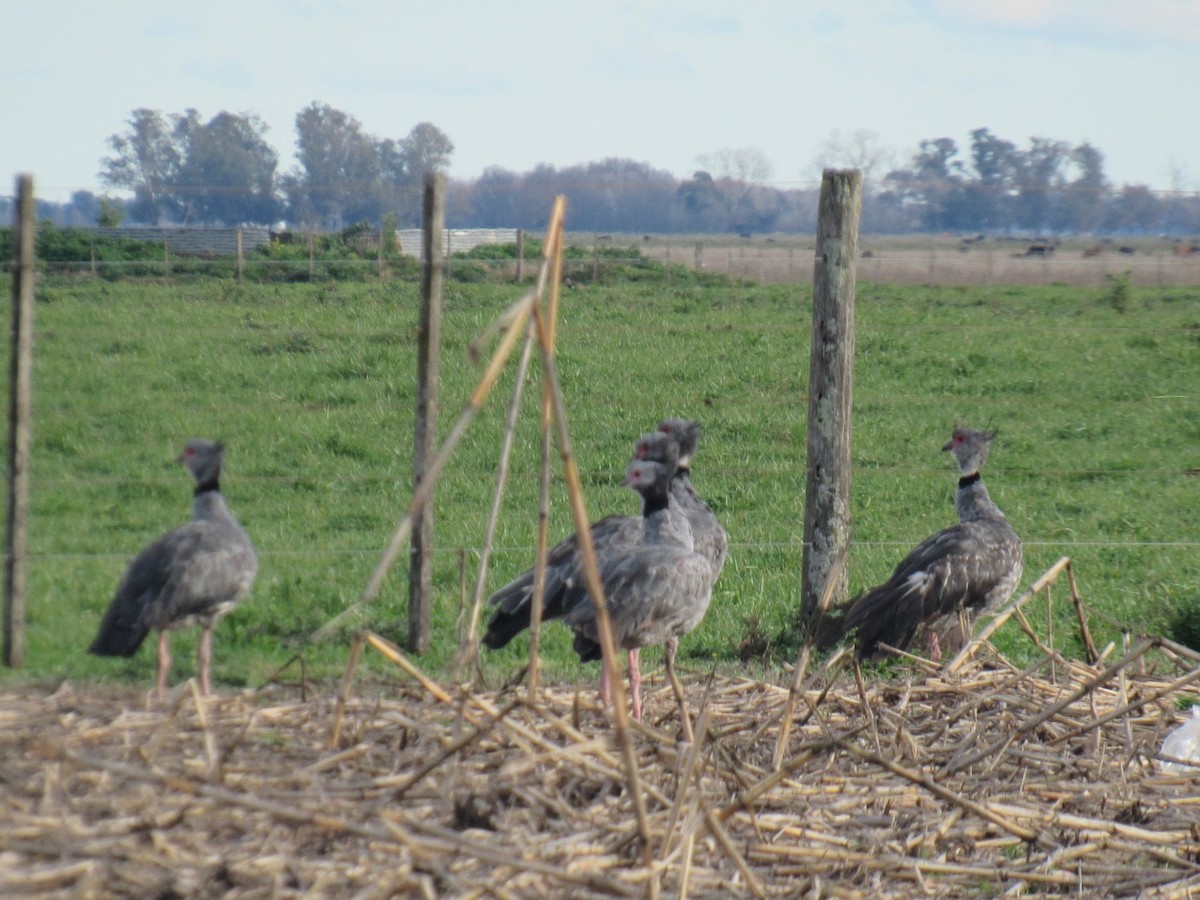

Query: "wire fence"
left=19, top=237, right=1200, bottom=288
left=6, top=213, right=1198, bottom=671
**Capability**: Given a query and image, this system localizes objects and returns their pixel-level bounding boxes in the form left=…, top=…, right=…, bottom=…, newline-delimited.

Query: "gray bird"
left=839, top=426, right=1023, bottom=661
left=482, top=431, right=687, bottom=652
left=639, top=419, right=728, bottom=589
left=89, top=439, right=258, bottom=697
left=564, top=455, right=713, bottom=728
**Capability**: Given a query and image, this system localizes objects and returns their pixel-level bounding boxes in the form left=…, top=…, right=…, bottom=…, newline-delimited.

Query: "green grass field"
left=3, top=271, right=1197, bottom=693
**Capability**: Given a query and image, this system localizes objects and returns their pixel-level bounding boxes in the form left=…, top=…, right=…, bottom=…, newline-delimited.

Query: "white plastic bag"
left=1160, top=707, right=1200, bottom=774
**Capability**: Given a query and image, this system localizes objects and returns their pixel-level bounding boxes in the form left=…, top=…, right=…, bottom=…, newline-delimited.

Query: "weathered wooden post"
left=236, top=226, right=244, bottom=285
left=4, top=174, right=35, bottom=668
left=800, top=169, right=861, bottom=624
left=409, top=172, right=444, bottom=653
left=514, top=229, right=524, bottom=283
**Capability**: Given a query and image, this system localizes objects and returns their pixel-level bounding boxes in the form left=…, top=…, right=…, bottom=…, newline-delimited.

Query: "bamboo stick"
left=529, top=295, right=653, bottom=862
left=945, top=556, right=1072, bottom=674
left=837, top=740, right=1047, bottom=846
left=456, top=317, right=537, bottom=677
left=309, top=287, right=538, bottom=642
left=945, top=637, right=1157, bottom=774
left=528, top=198, right=566, bottom=698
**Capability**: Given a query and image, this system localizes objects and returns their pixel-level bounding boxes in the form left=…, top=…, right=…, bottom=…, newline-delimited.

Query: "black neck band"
left=958, top=472, right=982, bottom=489
left=195, top=479, right=220, bottom=496
left=643, top=491, right=670, bottom=517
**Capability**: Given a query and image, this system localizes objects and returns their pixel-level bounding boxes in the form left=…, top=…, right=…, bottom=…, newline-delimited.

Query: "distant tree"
left=1104, top=184, right=1162, bottom=233
left=286, top=105, right=454, bottom=228
left=287, top=102, right=382, bottom=228
left=1061, top=142, right=1108, bottom=233
left=966, top=128, right=1020, bottom=230
left=681, top=149, right=776, bottom=233
left=696, top=147, right=773, bottom=183
left=100, top=108, right=183, bottom=224
left=402, top=122, right=454, bottom=176
left=1164, top=162, right=1200, bottom=235
left=548, top=158, right=678, bottom=232
left=517, top=164, right=570, bottom=228
left=677, top=171, right=729, bottom=231
left=1014, top=136, right=1070, bottom=233
left=173, top=110, right=280, bottom=224
left=100, top=107, right=280, bottom=225
left=811, top=129, right=895, bottom=190
left=732, top=184, right=784, bottom=233
left=68, top=190, right=101, bottom=226
left=375, top=122, right=454, bottom=226
left=97, top=196, right=124, bottom=227
left=467, top=166, right=523, bottom=225
left=884, top=137, right=972, bottom=231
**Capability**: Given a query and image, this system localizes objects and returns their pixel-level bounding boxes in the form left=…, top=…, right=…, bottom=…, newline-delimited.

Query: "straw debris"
left=4, top=617, right=1200, bottom=898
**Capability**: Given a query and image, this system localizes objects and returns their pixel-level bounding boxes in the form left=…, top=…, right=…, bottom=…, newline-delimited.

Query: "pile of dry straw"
left=4, top=558, right=1200, bottom=898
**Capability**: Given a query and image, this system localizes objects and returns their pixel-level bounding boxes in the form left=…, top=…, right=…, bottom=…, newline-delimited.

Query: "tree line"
left=12, top=105, right=1200, bottom=236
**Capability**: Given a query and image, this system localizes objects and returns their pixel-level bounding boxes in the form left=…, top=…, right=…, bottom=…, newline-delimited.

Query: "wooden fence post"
left=4, top=174, right=35, bottom=668
left=409, top=172, right=445, bottom=653
left=800, top=169, right=861, bottom=624
left=236, top=227, right=244, bottom=285
left=515, top=229, right=524, bottom=283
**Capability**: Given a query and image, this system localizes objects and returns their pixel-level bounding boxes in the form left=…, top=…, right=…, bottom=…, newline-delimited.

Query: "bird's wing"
left=482, top=514, right=646, bottom=650
left=89, top=530, right=184, bottom=656
left=564, top=547, right=712, bottom=651
left=844, top=522, right=1019, bottom=656
left=153, top=523, right=257, bottom=624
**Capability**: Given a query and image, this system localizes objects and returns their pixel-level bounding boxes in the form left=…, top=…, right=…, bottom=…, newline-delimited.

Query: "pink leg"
left=928, top=629, right=942, bottom=663
left=198, top=626, right=213, bottom=695
left=628, top=648, right=642, bottom=720
left=155, top=631, right=171, bottom=700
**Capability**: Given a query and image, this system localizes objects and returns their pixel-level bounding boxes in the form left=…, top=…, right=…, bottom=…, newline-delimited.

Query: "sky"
left=4, top=0, right=1198, bottom=203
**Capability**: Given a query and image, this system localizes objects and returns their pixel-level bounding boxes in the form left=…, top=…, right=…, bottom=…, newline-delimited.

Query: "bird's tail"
left=840, top=584, right=924, bottom=660
left=481, top=570, right=573, bottom=650
left=572, top=632, right=601, bottom=663
left=88, top=608, right=150, bottom=657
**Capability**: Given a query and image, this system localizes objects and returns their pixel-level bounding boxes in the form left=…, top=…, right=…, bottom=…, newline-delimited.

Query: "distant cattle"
left=1118, top=246, right=1136, bottom=255
left=1024, top=242, right=1055, bottom=257
left=1173, top=243, right=1200, bottom=257
left=1082, top=245, right=1104, bottom=258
